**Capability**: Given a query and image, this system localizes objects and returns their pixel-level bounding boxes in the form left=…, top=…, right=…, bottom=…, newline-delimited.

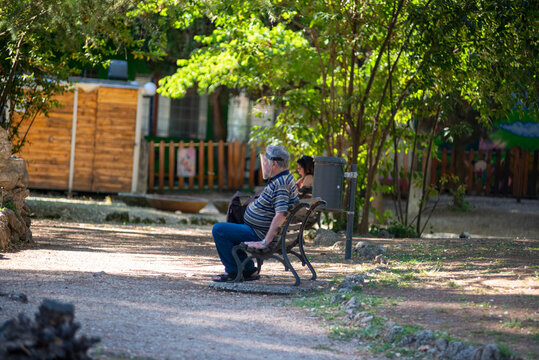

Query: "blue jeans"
left=212, top=222, right=260, bottom=274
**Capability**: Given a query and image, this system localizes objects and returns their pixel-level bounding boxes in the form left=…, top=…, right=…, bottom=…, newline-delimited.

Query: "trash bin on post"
left=312, top=157, right=346, bottom=211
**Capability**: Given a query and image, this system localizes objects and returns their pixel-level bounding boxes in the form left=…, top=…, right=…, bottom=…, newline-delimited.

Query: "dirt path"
left=0, top=221, right=373, bottom=360
left=1, top=195, right=538, bottom=359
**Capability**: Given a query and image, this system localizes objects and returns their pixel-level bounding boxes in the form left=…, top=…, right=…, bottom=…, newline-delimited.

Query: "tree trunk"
left=358, top=163, right=376, bottom=234
left=209, top=87, right=226, bottom=141
left=453, top=139, right=468, bottom=208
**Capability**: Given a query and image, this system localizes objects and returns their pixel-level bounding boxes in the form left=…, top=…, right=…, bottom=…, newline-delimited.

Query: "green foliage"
left=370, top=221, right=420, bottom=238
left=498, top=343, right=512, bottom=357
left=0, top=0, right=170, bottom=152
left=155, top=0, right=536, bottom=234
left=0, top=201, right=17, bottom=213
left=443, top=175, right=473, bottom=212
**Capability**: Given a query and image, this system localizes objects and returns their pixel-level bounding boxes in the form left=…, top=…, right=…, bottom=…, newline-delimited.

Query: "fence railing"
left=431, top=148, right=538, bottom=198
left=380, top=148, right=538, bottom=199
left=148, top=140, right=264, bottom=191
left=148, top=142, right=538, bottom=198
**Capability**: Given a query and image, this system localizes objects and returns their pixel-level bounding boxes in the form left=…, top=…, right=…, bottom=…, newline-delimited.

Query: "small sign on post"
left=344, top=165, right=358, bottom=260
left=177, top=148, right=196, bottom=177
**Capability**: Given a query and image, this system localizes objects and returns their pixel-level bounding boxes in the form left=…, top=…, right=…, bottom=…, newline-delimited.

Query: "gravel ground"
left=0, top=219, right=375, bottom=360
left=1, top=194, right=537, bottom=359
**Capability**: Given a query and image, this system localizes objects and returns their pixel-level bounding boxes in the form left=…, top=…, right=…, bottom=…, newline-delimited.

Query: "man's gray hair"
left=265, top=145, right=289, bottom=168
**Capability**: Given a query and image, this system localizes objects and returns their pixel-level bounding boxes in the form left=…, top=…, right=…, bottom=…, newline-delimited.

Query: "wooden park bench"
left=231, top=198, right=326, bottom=286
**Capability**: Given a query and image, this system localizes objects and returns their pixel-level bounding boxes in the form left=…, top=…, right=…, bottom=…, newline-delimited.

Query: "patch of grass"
left=311, top=345, right=334, bottom=351
left=470, top=288, right=487, bottom=295
left=502, top=318, right=523, bottom=329
left=457, top=261, right=479, bottom=270
left=329, top=326, right=361, bottom=341
left=366, top=268, right=420, bottom=288
left=419, top=261, right=443, bottom=275
left=389, top=243, right=452, bottom=264
left=498, top=343, right=513, bottom=357
left=463, top=301, right=492, bottom=309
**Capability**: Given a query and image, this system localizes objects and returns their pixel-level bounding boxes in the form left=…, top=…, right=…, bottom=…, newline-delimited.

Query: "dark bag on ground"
left=226, top=190, right=262, bottom=224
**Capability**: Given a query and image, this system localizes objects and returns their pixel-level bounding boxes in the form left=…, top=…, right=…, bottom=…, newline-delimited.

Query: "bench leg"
left=232, top=245, right=264, bottom=282
left=298, top=240, right=317, bottom=281
left=231, top=245, right=245, bottom=282
left=255, top=257, right=263, bottom=275
left=281, top=251, right=301, bottom=286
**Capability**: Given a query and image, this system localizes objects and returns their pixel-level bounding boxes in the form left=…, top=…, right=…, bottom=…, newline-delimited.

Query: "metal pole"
left=345, top=164, right=357, bottom=259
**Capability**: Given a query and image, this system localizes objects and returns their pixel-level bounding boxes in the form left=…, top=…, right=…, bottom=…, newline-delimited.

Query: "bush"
left=370, top=221, right=420, bottom=238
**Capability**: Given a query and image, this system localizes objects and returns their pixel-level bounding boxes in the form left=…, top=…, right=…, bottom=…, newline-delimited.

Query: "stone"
left=435, top=338, right=448, bottom=352
left=6, top=209, right=27, bottom=239
left=0, top=157, right=28, bottom=191
left=382, top=321, right=404, bottom=342
left=354, top=241, right=386, bottom=260
left=0, top=128, right=12, bottom=161
left=374, top=254, right=389, bottom=264
left=337, top=274, right=365, bottom=293
left=479, top=344, right=502, bottom=360
left=92, top=271, right=107, bottom=278
left=345, top=274, right=366, bottom=285
left=331, top=241, right=345, bottom=251
left=398, top=334, right=416, bottom=347
left=341, top=296, right=363, bottom=314
left=330, top=294, right=346, bottom=304
left=0, top=212, right=10, bottom=249
left=9, top=187, right=30, bottom=213
left=396, top=328, right=510, bottom=360
left=453, top=345, right=480, bottom=360
left=313, top=228, right=341, bottom=246
left=0, top=299, right=99, bottom=358
left=444, top=340, right=468, bottom=358
left=460, top=231, right=472, bottom=239
left=0, top=130, right=31, bottom=250
left=0, top=292, right=28, bottom=303
left=105, top=211, right=130, bottom=223
left=347, top=311, right=374, bottom=326
left=414, top=330, right=435, bottom=348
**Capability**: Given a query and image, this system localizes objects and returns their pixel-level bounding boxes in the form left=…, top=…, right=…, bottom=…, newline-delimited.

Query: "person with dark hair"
left=296, top=155, right=314, bottom=197
left=211, top=145, right=299, bottom=282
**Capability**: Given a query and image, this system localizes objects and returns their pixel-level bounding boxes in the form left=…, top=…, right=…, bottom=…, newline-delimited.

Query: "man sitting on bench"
left=211, top=145, right=299, bottom=282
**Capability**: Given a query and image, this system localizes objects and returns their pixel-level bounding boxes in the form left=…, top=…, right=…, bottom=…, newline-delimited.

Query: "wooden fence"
left=148, top=140, right=264, bottom=191
left=430, top=148, right=538, bottom=198
left=382, top=147, right=538, bottom=199
left=148, top=142, right=538, bottom=199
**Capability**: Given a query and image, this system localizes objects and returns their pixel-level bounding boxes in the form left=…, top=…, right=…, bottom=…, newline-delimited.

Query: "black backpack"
left=226, top=190, right=262, bottom=224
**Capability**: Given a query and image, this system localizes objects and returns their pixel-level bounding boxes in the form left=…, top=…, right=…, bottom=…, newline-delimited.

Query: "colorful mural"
left=490, top=111, right=539, bottom=151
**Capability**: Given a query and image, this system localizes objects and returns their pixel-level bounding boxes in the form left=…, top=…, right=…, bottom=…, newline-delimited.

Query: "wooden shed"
left=16, top=80, right=147, bottom=193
